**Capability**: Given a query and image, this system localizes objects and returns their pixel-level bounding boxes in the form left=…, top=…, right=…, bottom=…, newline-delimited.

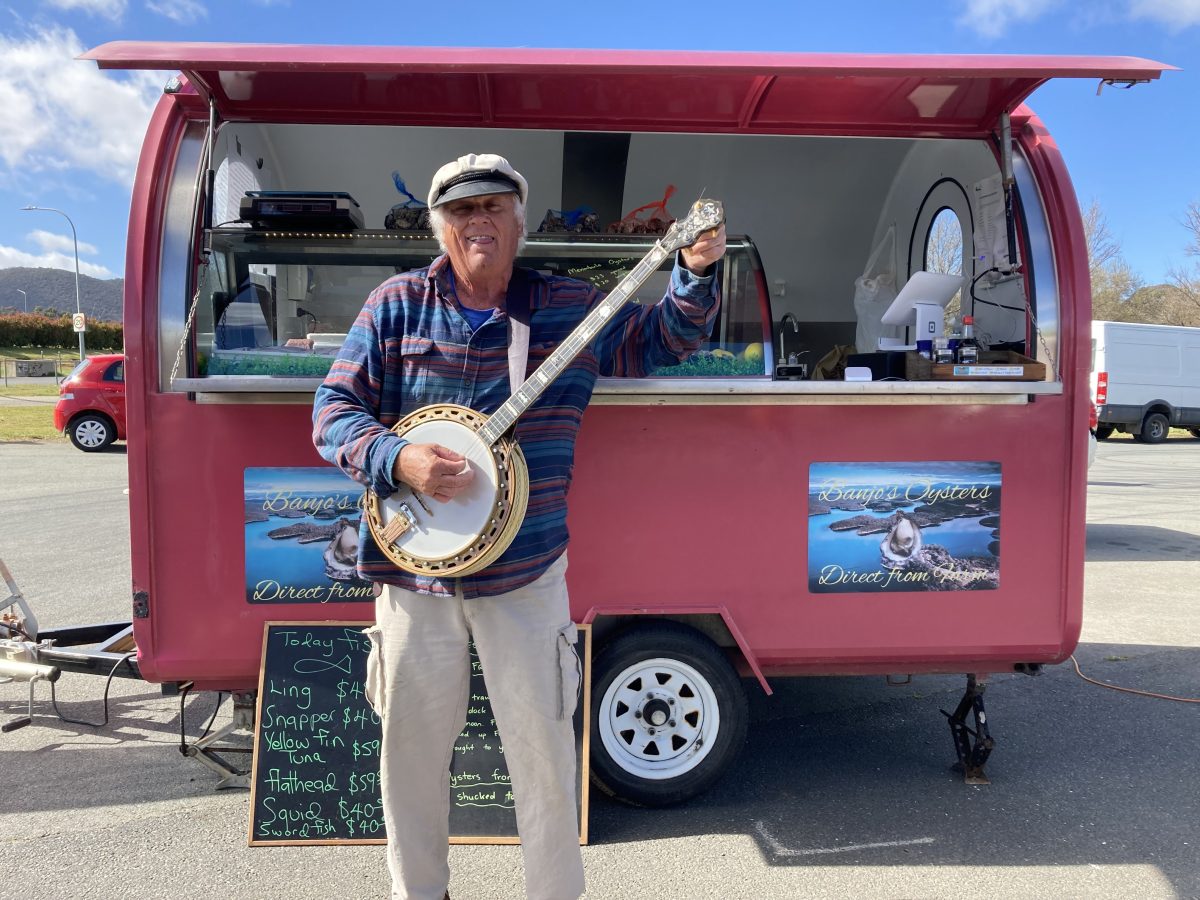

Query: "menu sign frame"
left=248, top=621, right=591, bottom=846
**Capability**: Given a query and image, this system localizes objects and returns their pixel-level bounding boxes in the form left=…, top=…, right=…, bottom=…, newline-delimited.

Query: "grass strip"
left=0, top=384, right=60, bottom=398
left=0, top=407, right=64, bottom=443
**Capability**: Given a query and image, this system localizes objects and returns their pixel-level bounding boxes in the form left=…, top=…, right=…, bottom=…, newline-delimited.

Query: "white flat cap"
left=428, top=153, right=529, bottom=208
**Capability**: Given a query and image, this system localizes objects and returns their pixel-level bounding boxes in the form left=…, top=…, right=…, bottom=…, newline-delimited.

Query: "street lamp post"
left=20, top=206, right=85, bottom=361
left=15, top=289, right=26, bottom=313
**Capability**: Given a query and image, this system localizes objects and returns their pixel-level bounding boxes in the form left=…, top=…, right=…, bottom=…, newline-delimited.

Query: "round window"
left=925, top=207, right=964, bottom=277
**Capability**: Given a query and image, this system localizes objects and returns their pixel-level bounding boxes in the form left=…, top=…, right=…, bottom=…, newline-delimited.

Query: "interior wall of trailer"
left=868, top=139, right=1024, bottom=348
left=211, top=125, right=1008, bottom=360
left=253, top=125, right=566, bottom=234
left=213, top=125, right=281, bottom=227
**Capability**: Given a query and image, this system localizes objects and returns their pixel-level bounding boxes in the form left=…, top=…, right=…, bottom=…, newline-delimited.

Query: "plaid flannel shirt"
left=313, top=253, right=719, bottom=597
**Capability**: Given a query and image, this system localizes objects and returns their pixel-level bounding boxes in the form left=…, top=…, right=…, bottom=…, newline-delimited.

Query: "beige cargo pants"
left=365, top=553, right=585, bottom=900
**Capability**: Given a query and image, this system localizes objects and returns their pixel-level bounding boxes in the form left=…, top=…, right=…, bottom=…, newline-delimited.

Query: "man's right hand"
left=394, top=443, right=475, bottom=503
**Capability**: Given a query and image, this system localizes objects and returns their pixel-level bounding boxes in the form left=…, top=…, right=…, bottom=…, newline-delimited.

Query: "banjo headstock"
left=658, top=198, right=725, bottom=254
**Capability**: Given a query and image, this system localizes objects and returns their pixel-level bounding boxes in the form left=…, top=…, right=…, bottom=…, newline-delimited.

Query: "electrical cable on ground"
left=1070, top=654, right=1199, bottom=703
left=49, top=651, right=138, bottom=727
left=199, top=692, right=226, bottom=740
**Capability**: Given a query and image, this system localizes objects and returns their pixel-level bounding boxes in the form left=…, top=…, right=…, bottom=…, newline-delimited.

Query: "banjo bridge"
left=379, top=502, right=418, bottom=544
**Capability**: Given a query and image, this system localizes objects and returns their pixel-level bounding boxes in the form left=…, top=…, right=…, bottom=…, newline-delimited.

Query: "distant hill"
left=0, top=267, right=123, bottom=322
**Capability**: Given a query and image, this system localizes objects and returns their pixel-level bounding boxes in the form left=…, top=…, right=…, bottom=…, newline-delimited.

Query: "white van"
left=1091, top=320, right=1200, bottom=442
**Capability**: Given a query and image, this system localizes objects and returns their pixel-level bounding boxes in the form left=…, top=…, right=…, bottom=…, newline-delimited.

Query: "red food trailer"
left=70, top=43, right=1169, bottom=803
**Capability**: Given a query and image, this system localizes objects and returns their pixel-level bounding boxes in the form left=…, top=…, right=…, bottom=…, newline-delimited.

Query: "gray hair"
left=429, top=198, right=527, bottom=256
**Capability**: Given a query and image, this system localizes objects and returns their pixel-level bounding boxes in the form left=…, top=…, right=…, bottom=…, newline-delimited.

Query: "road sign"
left=72, top=313, right=86, bottom=333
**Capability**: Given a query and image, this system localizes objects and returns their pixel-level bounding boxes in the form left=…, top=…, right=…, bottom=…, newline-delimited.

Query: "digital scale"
left=239, top=191, right=364, bottom=231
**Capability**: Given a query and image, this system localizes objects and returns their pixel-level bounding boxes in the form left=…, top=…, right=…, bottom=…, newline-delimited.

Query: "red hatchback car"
left=54, top=353, right=127, bottom=451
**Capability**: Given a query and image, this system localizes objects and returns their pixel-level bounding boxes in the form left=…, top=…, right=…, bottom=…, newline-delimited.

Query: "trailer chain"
left=168, top=257, right=211, bottom=386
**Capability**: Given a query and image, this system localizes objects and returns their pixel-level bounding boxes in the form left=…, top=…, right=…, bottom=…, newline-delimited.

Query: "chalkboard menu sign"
left=249, top=622, right=590, bottom=846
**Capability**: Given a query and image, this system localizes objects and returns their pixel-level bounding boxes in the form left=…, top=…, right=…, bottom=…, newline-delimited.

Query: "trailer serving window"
left=189, top=230, right=770, bottom=380
left=158, top=122, right=1067, bottom=403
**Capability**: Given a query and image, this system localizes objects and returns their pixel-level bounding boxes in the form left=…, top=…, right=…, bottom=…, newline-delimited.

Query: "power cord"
left=48, top=652, right=138, bottom=727
left=1070, top=654, right=1199, bottom=703
left=177, top=684, right=226, bottom=756
left=970, top=267, right=1026, bottom=313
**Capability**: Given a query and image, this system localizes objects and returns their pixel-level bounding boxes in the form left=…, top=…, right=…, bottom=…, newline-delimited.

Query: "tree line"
left=921, top=197, right=1200, bottom=328
left=1087, top=199, right=1200, bottom=327
left=0, top=311, right=123, bottom=351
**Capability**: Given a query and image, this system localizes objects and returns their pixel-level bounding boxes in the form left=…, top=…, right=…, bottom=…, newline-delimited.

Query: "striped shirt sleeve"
left=592, top=258, right=720, bottom=377
left=312, top=292, right=408, bottom=497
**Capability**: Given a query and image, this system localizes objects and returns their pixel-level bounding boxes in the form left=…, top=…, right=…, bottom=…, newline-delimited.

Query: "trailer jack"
left=178, top=685, right=256, bottom=790
left=941, top=674, right=994, bottom=785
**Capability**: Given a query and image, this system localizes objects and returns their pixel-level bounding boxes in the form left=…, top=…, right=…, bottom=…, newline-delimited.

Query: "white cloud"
left=957, top=0, right=1200, bottom=33
left=956, top=0, right=1063, bottom=37
left=0, top=244, right=115, bottom=278
left=28, top=229, right=100, bottom=257
left=44, top=0, right=127, bottom=20
left=145, top=0, right=208, bottom=23
left=0, top=26, right=168, bottom=187
left=1128, top=0, right=1200, bottom=28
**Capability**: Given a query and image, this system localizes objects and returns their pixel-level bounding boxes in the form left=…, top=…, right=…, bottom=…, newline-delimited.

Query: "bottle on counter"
left=946, top=315, right=962, bottom=357
left=933, top=336, right=953, bottom=365
left=956, top=315, right=980, bottom=365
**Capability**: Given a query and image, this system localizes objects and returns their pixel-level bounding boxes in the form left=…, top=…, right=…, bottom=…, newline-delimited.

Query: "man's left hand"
left=681, top=223, right=727, bottom=276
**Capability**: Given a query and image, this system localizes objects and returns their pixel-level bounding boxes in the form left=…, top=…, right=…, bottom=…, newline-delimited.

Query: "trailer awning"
left=82, top=43, right=1173, bottom=138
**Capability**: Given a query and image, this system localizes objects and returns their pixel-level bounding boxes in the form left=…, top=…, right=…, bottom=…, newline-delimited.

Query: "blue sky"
left=0, top=0, right=1195, bottom=290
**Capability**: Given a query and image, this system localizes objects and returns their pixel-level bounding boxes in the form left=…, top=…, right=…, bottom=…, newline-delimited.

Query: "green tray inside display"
left=201, top=341, right=765, bottom=379
left=655, top=343, right=766, bottom=377
left=204, top=347, right=337, bottom=378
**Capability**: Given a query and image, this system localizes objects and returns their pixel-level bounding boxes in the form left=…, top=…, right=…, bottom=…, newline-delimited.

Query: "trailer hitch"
left=941, top=674, right=994, bottom=785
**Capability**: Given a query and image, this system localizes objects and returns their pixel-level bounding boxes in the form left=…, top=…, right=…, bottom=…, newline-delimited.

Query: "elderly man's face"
left=439, top=192, right=520, bottom=284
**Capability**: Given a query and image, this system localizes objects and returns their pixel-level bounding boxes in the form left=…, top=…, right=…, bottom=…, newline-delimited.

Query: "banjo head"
left=366, top=404, right=528, bottom=577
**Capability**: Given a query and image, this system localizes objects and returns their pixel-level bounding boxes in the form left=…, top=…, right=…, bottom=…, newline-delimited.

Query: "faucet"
left=778, top=313, right=800, bottom=363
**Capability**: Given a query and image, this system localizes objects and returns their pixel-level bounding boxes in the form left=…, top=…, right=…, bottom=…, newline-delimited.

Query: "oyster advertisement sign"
left=808, top=462, right=1001, bottom=593
left=244, top=468, right=374, bottom=604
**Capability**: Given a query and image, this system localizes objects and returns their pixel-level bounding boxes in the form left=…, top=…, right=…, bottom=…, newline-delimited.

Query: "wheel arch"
left=67, top=409, right=117, bottom=433
left=1140, top=401, right=1175, bottom=422
left=579, top=607, right=772, bottom=696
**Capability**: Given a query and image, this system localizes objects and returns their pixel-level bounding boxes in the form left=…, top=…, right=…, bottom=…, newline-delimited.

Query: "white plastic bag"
left=852, top=225, right=901, bottom=353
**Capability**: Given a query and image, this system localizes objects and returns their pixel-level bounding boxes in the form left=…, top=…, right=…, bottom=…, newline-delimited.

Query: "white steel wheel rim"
left=598, top=656, right=720, bottom=781
left=75, top=420, right=107, bottom=447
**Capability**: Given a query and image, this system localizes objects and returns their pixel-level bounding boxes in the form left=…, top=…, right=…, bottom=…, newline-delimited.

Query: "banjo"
left=365, top=198, right=725, bottom=577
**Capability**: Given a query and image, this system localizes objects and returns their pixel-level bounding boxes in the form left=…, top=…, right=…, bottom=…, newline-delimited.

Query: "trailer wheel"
left=1137, top=412, right=1169, bottom=444
left=69, top=413, right=116, bottom=452
left=1190, top=428, right=1200, bottom=440
left=1094, top=425, right=1114, bottom=441
left=590, top=621, right=748, bottom=807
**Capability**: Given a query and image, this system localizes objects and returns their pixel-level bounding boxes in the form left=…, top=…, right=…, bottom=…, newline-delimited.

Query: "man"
left=313, top=152, right=725, bottom=900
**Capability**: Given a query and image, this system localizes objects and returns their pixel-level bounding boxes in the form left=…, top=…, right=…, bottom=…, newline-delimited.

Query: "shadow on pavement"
left=589, top=643, right=1200, bottom=896
left=1086, top=523, right=1200, bottom=561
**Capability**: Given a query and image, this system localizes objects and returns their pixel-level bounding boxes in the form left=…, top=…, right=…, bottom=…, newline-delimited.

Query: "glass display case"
left=190, top=229, right=771, bottom=382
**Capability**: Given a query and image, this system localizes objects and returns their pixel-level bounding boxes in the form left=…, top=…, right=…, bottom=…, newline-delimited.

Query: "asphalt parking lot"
left=1, top=438, right=1197, bottom=900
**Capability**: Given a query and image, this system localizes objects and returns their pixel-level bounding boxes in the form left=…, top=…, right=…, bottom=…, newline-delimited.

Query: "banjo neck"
left=477, top=241, right=674, bottom=447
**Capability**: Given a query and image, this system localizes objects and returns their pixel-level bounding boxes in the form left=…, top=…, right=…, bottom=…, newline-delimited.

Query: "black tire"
left=68, top=413, right=116, bottom=452
left=1094, top=425, right=1114, bottom=441
left=1137, top=412, right=1169, bottom=445
left=1190, top=428, right=1200, bottom=440
left=590, top=621, right=748, bottom=807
